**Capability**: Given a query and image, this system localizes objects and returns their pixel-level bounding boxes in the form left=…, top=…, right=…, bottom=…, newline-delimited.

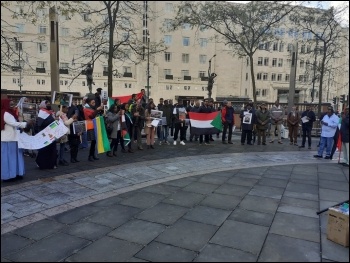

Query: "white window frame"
left=38, top=25, right=47, bottom=34
left=181, top=70, right=190, bottom=78
left=263, top=73, right=268, bottom=81
left=164, top=69, right=171, bottom=77
left=164, top=35, right=172, bottom=45
left=182, top=53, right=189, bottom=63
left=183, top=37, right=190, bottom=46
left=199, top=38, right=208, bottom=48
left=165, top=52, right=171, bottom=62
left=271, top=73, right=276, bottom=81
left=37, top=61, right=47, bottom=68
left=199, top=55, right=207, bottom=64
left=37, top=43, right=48, bottom=53
left=272, top=58, right=277, bottom=67
left=278, top=58, right=283, bottom=67
left=264, top=57, right=269, bottom=66
left=60, top=27, right=69, bottom=37
left=258, top=57, right=263, bottom=66
left=16, top=23, right=25, bottom=33
left=277, top=74, right=282, bottom=81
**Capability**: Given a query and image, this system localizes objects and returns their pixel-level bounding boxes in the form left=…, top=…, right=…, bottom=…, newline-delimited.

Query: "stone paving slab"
left=1, top=152, right=349, bottom=262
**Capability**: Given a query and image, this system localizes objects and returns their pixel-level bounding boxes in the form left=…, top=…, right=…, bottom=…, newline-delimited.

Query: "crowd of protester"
left=1, top=88, right=349, bottom=182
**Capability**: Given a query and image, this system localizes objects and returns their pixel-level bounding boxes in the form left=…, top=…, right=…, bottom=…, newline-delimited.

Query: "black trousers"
left=241, top=130, right=252, bottom=144
left=174, top=123, right=186, bottom=141
left=200, top=134, right=210, bottom=143
left=110, top=131, right=125, bottom=152
left=302, top=126, right=312, bottom=147
left=222, top=122, right=233, bottom=142
left=68, top=135, right=80, bottom=160
left=89, top=140, right=96, bottom=157
left=330, top=128, right=339, bottom=158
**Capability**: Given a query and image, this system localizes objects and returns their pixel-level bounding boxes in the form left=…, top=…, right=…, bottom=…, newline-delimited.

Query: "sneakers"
left=278, top=141, right=283, bottom=144
left=180, top=141, right=185, bottom=145
left=173, top=141, right=177, bottom=145
left=324, top=156, right=331, bottom=159
left=165, top=141, right=170, bottom=145
left=159, top=141, right=162, bottom=145
left=269, top=141, right=274, bottom=143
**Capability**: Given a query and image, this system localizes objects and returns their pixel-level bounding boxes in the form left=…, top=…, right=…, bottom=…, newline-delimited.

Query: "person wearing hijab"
left=35, top=100, right=58, bottom=169
left=1, top=99, right=32, bottom=182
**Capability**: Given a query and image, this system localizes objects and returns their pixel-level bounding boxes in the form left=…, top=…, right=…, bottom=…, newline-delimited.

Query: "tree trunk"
left=249, top=55, right=257, bottom=103
left=107, top=27, right=114, bottom=97
left=318, top=43, right=327, bottom=118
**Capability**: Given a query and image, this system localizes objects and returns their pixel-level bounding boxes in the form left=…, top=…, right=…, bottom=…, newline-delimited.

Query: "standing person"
left=67, top=108, right=81, bottom=163
left=240, top=103, right=255, bottom=145
left=131, top=99, right=145, bottom=150
left=269, top=100, right=284, bottom=144
left=144, top=102, right=156, bottom=149
left=157, top=98, right=164, bottom=145
left=95, top=88, right=103, bottom=108
left=339, top=106, right=349, bottom=166
left=287, top=106, right=301, bottom=146
left=162, top=99, right=172, bottom=145
left=189, top=100, right=201, bottom=142
left=137, top=88, right=148, bottom=108
left=106, top=104, right=126, bottom=157
left=169, top=99, right=175, bottom=137
left=300, top=104, right=316, bottom=149
left=208, top=99, right=216, bottom=141
left=314, top=107, right=339, bottom=159
left=255, top=103, right=270, bottom=145
left=199, top=98, right=211, bottom=145
left=1, top=99, right=32, bottom=182
left=122, top=103, right=134, bottom=153
left=35, top=100, right=58, bottom=169
left=221, top=101, right=235, bottom=144
left=56, top=105, right=77, bottom=166
left=173, top=99, right=187, bottom=146
left=84, top=98, right=104, bottom=161
left=78, top=97, right=88, bottom=150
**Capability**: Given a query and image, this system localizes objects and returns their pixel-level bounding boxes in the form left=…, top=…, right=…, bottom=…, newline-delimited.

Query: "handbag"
left=106, top=121, right=113, bottom=137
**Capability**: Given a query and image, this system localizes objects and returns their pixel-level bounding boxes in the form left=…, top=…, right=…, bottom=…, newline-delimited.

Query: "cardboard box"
left=327, top=207, right=349, bottom=247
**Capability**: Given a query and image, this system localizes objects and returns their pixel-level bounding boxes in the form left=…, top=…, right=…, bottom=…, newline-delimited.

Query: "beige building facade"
left=1, top=1, right=348, bottom=105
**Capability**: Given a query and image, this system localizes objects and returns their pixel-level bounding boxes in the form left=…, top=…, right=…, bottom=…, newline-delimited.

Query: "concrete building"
left=1, top=1, right=348, bottom=106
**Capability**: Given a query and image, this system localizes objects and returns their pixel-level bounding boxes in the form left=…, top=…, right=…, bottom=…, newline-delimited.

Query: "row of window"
left=255, top=73, right=319, bottom=83
left=15, top=24, right=70, bottom=36
left=258, top=57, right=284, bottom=67
left=164, top=36, right=208, bottom=47
left=164, top=53, right=209, bottom=64
left=165, top=85, right=208, bottom=91
left=163, top=69, right=208, bottom=78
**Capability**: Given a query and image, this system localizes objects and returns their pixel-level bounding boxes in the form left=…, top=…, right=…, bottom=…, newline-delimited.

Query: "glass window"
left=38, top=25, right=47, bottom=34
left=166, top=84, right=173, bottom=90
left=271, top=73, right=276, bottom=81
left=164, top=35, right=172, bottom=45
left=164, top=69, right=171, bottom=77
left=165, top=52, right=171, bottom=62
left=278, top=58, right=283, bottom=67
left=277, top=74, right=282, bottom=81
left=60, top=27, right=69, bottom=37
left=60, top=63, right=69, bottom=69
left=272, top=58, right=277, bottom=67
left=165, top=3, right=174, bottom=13
left=264, top=57, right=269, bottom=66
left=263, top=73, right=268, bottom=80
left=182, top=23, right=191, bottom=30
left=199, top=38, right=208, bottom=48
left=257, top=73, right=262, bottom=80
left=262, top=89, right=269, bottom=96
left=273, top=42, right=278, bottom=51
left=199, top=55, right=207, bottom=64
left=286, top=59, right=291, bottom=67
left=279, top=42, right=284, bottom=52
left=123, top=66, right=131, bottom=73
left=258, top=57, right=263, bottom=66
left=37, top=79, right=41, bottom=85
left=37, top=43, right=48, bottom=53
left=15, top=42, right=23, bottom=51
left=285, top=74, right=290, bottom=82
left=42, top=80, right=45, bottom=85
left=164, top=19, right=173, bottom=30
left=182, top=53, right=189, bottom=63
left=16, top=24, right=25, bottom=33
left=37, top=61, right=47, bottom=68
left=60, top=44, right=69, bottom=56
left=199, top=71, right=206, bottom=77
left=183, top=37, right=190, bottom=46
left=181, top=70, right=189, bottom=78
left=300, top=60, right=305, bottom=68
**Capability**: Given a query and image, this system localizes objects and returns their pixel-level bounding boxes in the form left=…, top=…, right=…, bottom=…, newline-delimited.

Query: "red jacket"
left=221, top=106, right=235, bottom=124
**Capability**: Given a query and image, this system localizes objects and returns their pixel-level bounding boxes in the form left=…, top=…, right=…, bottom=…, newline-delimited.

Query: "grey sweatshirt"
left=270, top=105, right=284, bottom=124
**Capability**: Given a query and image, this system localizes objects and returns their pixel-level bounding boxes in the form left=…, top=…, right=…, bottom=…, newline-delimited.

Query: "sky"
left=229, top=1, right=349, bottom=27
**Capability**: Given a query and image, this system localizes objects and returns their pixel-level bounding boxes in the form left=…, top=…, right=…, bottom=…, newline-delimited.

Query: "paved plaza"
left=1, top=136, right=349, bottom=262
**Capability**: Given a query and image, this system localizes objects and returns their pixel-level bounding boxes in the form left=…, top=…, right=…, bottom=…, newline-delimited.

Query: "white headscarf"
left=39, top=100, right=48, bottom=109
left=16, top=97, right=27, bottom=110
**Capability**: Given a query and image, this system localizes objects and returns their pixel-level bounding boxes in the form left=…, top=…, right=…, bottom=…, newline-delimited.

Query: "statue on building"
left=85, top=63, right=94, bottom=94
left=207, top=56, right=217, bottom=99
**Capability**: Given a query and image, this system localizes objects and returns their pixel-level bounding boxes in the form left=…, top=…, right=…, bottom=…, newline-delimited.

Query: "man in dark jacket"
left=199, top=98, right=212, bottom=145
left=240, top=103, right=256, bottom=145
left=161, top=100, right=172, bottom=145
left=300, top=104, right=316, bottom=149
left=340, top=106, right=349, bottom=166
left=131, top=99, right=145, bottom=150
left=221, top=101, right=235, bottom=144
left=173, top=99, right=187, bottom=145
left=189, top=100, right=201, bottom=142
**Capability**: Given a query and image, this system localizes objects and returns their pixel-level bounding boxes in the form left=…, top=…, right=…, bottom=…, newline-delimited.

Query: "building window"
left=38, top=25, right=47, bottom=34
left=181, top=70, right=190, bottom=78
left=15, top=24, right=25, bottom=33
left=104, top=82, right=107, bottom=87
left=60, top=27, right=69, bottom=37
left=37, top=43, right=48, bottom=53
left=164, top=19, right=173, bottom=30
left=199, top=55, right=207, bottom=64
left=271, top=73, right=276, bottom=81
left=199, top=71, right=206, bottom=78
left=286, top=59, right=291, bottom=68
left=182, top=53, right=189, bottom=63
left=199, top=38, right=208, bottom=48
left=37, top=9, right=47, bottom=17
left=15, top=42, right=23, bottom=51
left=164, top=35, right=172, bottom=45
left=183, top=37, right=190, bottom=46
left=60, top=63, right=69, bottom=69
left=123, top=66, right=131, bottom=73
left=262, top=89, right=269, bottom=96
left=299, top=75, right=304, bottom=82
left=60, top=44, right=69, bottom=56
left=182, top=23, right=191, bottom=30
left=278, top=58, right=283, bottom=67
left=60, top=80, right=63, bottom=85
left=42, top=80, right=45, bottom=85
left=82, top=13, right=91, bottom=21
left=258, top=57, right=263, bottom=66
left=164, top=69, right=171, bottom=77
left=65, top=80, right=68, bottom=85
left=307, top=45, right=311, bottom=53
left=273, top=42, right=278, bottom=51
left=300, top=60, right=305, bottom=68
left=166, top=84, right=172, bottom=90
left=165, top=3, right=174, bottom=13
left=301, top=45, right=305, bottom=54
left=279, top=42, right=284, bottom=52
left=264, top=57, right=269, bottom=66
left=263, top=73, right=268, bottom=81
left=37, top=79, right=41, bottom=85
left=82, top=81, right=86, bottom=86
left=246, top=73, right=248, bottom=81
left=287, top=43, right=293, bottom=52
left=257, top=73, right=262, bottom=80
left=285, top=74, right=290, bottom=82
left=13, top=78, right=17, bottom=84
left=277, top=74, right=282, bottom=81
left=199, top=25, right=207, bottom=32
left=272, top=58, right=277, bottom=67
left=37, top=61, right=47, bottom=68
left=165, top=52, right=171, bottom=62
left=256, top=89, right=261, bottom=96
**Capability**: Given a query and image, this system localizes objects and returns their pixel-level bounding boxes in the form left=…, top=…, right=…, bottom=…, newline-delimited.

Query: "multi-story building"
left=1, top=1, right=348, bottom=107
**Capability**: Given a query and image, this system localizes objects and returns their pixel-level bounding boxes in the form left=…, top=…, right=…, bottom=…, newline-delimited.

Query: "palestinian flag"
left=189, top=112, right=223, bottom=135
left=120, top=115, right=131, bottom=146
left=93, top=116, right=111, bottom=154
left=112, top=92, right=142, bottom=104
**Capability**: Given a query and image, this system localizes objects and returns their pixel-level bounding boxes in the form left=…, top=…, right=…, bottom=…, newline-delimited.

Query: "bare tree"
left=291, top=4, right=349, bottom=115
left=172, top=1, right=300, bottom=102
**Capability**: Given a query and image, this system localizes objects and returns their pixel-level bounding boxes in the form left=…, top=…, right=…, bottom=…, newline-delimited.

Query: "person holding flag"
left=339, top=106, right=349, bottom=167
left=106, top=104, right=126, bottom=157
left=121, top=103, right=133, bottom=153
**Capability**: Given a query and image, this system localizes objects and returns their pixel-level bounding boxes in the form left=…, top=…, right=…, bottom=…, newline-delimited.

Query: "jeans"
left=59, top=143, right=66, bottom=161
left=79, top=131, right=88, bottom=148
left=163, top=125, right=169, bottom=142
left=318, top=136, right=333, bottom=157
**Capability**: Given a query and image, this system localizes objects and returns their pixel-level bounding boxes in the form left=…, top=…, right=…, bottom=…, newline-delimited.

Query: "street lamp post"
left=288, top=42, right=298, bottom=112
left=147, top=34, right=150, bottom=102
left=14, top=37, right=23, bottom=95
